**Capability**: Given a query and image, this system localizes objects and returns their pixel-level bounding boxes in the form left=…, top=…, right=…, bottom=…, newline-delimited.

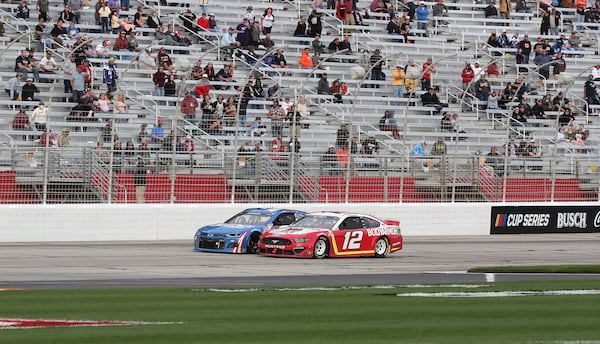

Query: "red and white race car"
left=258, top=212, right=403, bottom=258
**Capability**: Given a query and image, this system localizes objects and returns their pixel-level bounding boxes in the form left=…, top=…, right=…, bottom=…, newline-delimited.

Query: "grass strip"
left=1, top=280, right=600, bottom=343
left=468, top=265, right=600, bottom=274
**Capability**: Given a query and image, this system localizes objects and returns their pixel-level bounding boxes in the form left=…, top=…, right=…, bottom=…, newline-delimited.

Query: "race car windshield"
left=292, top=215, right=338, bottom=229
left=226, top=213, right=272, bottom=225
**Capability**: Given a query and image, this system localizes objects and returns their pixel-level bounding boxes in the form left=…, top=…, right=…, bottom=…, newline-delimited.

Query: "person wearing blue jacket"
left=416, top=1, right=429, bottom=36
left=103, top=57, right=118, bottom=96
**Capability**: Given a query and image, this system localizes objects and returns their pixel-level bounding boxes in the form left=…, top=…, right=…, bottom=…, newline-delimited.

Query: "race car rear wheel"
left=374, top=237, right=390, bottom=258
left=247, top=233, right=260, bottom=254
left=313, top=237, right=329, bottom=259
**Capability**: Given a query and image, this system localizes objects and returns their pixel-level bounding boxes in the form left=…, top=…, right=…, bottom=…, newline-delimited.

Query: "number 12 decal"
left=342, top=231, right=363, bottom=250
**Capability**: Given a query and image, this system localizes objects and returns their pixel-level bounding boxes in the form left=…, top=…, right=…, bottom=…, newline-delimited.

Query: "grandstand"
left=0, top=0, right=599, bottom=203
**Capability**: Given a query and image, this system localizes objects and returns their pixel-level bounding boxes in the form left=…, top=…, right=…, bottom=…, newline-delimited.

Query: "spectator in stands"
left=552, top=51, right=566, bottom=80
left=474, top=75, right=491, bottom=101
left=421, top=87, right=444, bottom=113
left=413, top=141, right=427, bottom=156
left=558, top=107, right=575, bottom=127
left=152, top=66, right=167, bottom=98
left=531, top=98, right=548, bottom=118
left=95, top=92, right=112, bottom=113
left=98, top=1, right=111, bottom=33
left=21, top=78, right=40, bottom=101
left=147, top=9, right=161, bottom=29
left=534, top=48, right=552, bottom=81
left=317, top=73, right=330, bottom=96
left=194, top=74, right=211, bottom=98
left=62, top=55, right=76, bottom=94
left=484, top=0, right=498, bottom=18
left=298, top=47, right=314, bottom=69
left=59, top=128, right=70, bottom=147
left=5, top=72, right=23, bottom=100
left=421, top=57, right=435, bottom=91
left=440, top=112, right=453, bottom=131
left=59, top=5, right=75, bottom=24
left=294, top=16, right=308, bottom=37
left=267, top=100, right=285, bottom=137
left=335, top=123, right=350, bottom=147
left=120, top=17, right=135, bottom=34
left=181, top=90, right=199, bottom=123
left=164, top=74, right=177, bottom=97
left=133, top=6, right=144, bottom=28
left=220, top=27, right=240, bottom=59
left=361, top=136, right=380, bottom=156
left=261, top=7, right=275, bottom=35
left=235, top=18, right=251, bottom=48
left=39, top=130, right=58, bottom=148
left=307, top=9, right=322, bottom=37
left=416, top=1, right=430, bottom=36
left=584, top=74, right=599, bottom=110
left=497, top=30, right=509, bottom=47
left=486, top=146, right=502, bottom=174
left=337, top=144, right=351, bottom=170
left=391, top=64, right=406, bottom=104
left=71, top=64, right=86, bottom=103
left=138, top=48, right=156, bottom=70
left=207, top=113, right=223, bottom=138
left=249, top=116, right=266, bottom=138
left=16, top=0, right=30, bottom=21
left=431, top=137, right=447, bottom=155
left=134, top=157, right=147, bottom=203
left=369, top=49, right=385, bottom=87
left=37, top=0, right=50, bottom=22
left=486, top=61, right=500, bottom=78
left=312, top=33, right=326, bottom=53
left=102, top=120, right=117, bottom=143
left=203, top=61, right=216, bottom=80
left=190, top=59, right=204, bottom=80
left=260, top=33, right=275, bottom=52
left=15, top=49, right=40, bottom=83
left=328, top=37, right=343, bottom=53
left=404, top=59, right=420, bottom=95
left=96, top=39, right=111, bottom=58
left=12, top=107, right=31, bottom=133
left=109, top=10, right=120, bottom=34
left=518, top=34, right=532, bottom=64
left=157, top=47, right=175, bottom=74
left=552, top=91, right=571, bottom=111
left=499, top=0, right=512, bottom=20
left=339, top=34, right=353, bottom=54
left=113, top=31, right=129, bottom=52
left=126, top=30, right=140, bottom=52
left=31, top=101, right=48, bottom=132
left=151, top=118, right=165, bottom=143
left=515, top=0, right=531, bottom=13
left=487, top=90, right=501, bottom=110
left=487, top=33, right=503, bottom=56
left=511, top=105, right=528, bottom=126
left=114, top=93, right=128, bottom=113
left=103, top=57, right=118, bottom=96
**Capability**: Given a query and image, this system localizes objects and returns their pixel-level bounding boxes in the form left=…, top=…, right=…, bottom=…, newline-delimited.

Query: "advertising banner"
left=491, top=206, right=600, bottom=234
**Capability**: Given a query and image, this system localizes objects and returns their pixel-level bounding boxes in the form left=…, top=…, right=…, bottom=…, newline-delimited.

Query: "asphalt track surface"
left=1, top=234, right=599, bottom=289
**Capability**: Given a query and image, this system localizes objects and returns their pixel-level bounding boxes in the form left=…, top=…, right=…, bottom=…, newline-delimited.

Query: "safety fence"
left=0, top=147, right=598, bottom=204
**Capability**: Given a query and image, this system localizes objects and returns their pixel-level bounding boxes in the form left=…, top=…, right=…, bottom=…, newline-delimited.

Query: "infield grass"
left=1, top=279, right=600, bottom=344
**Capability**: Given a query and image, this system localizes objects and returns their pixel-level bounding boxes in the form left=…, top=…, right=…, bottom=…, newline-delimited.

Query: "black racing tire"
left=313, top=237, right=329, bottom=259
left=247, top=233, right=260, bottom=254
left=374, top=237, right=390, bottom=258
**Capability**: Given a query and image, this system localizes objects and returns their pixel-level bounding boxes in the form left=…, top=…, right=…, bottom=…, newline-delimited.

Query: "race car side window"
left=339, top=217, right=362, bottom=230
left=361, top=217, right=381, bottom=228
left=274, top=213, right=296, bottom=225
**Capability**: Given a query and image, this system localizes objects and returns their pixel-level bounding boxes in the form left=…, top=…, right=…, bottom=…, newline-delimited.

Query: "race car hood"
left=266, top=227, right=325, bottom=236
left=196, top=223, right=263, bottom=236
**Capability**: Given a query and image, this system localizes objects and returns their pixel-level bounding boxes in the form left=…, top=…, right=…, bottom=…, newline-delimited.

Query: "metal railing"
left=1, top=146, right=599, bottom=204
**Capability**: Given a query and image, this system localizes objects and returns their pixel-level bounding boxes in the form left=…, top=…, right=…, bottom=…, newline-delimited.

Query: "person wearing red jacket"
left=181, top=90, right=199, bottom=123
left=196, top=12, right=209, bottom=31
left=461, top=62, right=476, bottom=111
left=336, top=0, right=355, bottom=25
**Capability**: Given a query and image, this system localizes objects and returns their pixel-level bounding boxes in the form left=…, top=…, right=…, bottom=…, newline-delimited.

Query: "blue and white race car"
left=194, top=208, right=306, bottom=254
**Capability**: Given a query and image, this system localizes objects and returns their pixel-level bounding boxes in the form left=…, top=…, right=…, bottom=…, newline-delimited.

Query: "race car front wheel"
left=374, top=237, right=390, bottom=258
left=247, top=233, right=260, bottom=254
left=313, top=237, right=329, bottom=259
